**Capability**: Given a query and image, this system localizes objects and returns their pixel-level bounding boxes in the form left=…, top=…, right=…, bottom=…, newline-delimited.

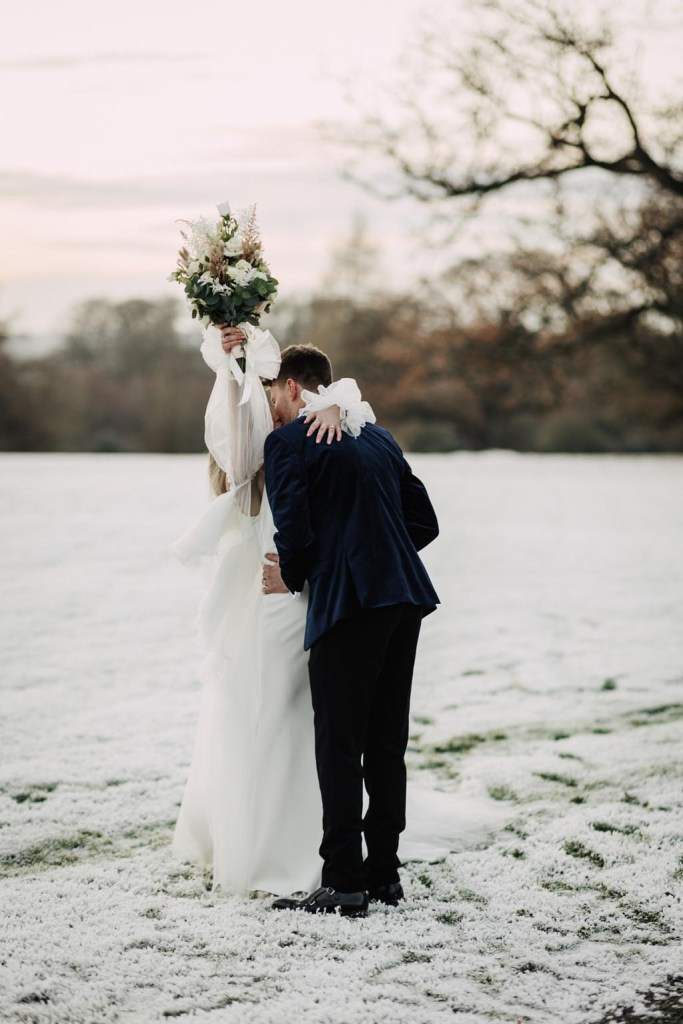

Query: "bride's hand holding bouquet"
left=219, top=325, right=249, bottom=357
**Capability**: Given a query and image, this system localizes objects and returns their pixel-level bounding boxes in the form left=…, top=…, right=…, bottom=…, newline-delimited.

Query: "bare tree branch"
left=336, top=0, right=683, bottom=201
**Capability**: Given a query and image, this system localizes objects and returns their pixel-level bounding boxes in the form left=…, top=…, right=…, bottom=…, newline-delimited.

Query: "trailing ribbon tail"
left=199, top=324, right=282, bottom=473
left=235, top=324, right=281, bottom=407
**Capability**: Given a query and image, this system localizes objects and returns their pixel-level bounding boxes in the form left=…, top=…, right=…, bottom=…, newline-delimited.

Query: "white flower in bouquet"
left=169, top=202, right=278, bottom=353
left=224, top=236, right=243, bottom=257
left=228, top=259, right=259, bottom=286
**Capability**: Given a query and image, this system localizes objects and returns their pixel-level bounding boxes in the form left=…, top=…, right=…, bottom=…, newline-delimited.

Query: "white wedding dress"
left=171, top=327, right=508, bottom=896
left=173, top=488, right=324, bottom=894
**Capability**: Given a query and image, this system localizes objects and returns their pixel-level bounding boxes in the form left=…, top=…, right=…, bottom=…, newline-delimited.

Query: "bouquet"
left=169, top=201, right=278, bottom=367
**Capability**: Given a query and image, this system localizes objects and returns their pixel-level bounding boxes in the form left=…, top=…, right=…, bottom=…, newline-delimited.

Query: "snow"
left=1, top=451, right=682, bottom=1024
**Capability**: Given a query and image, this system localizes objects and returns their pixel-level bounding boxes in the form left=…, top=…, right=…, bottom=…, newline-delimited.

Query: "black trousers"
left=307, top=603, right=423, bottom=892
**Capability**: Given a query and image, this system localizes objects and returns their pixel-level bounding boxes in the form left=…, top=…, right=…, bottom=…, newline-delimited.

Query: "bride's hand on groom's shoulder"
left=262, top=552, right=289, bottom=595
left=304, top=407, right=342, bottom=444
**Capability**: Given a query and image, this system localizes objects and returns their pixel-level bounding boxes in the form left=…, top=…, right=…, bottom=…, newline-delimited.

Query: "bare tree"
left=336, top=0, right=683, bottom=405
left=0, top=319, right=56, bottom=450
left=342, top=0, right=682, bottom=204
left=319, top=214, right=384, bottom=299
left=64, top=297, right=186, bottom=377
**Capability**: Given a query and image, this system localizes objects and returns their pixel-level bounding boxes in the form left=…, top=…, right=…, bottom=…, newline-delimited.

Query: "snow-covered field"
left=1, top=452, right=682, bottom=1024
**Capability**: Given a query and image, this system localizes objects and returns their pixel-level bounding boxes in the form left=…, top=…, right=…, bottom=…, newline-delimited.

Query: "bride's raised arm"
left=201, top=324, right=280, bottom=515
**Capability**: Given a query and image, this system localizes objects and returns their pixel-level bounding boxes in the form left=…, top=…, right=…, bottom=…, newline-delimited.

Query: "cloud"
left=0, top=52, right=205, bottom=72
left=0, top=154, right=340, bottom=211
left=44, top=238, right=164, bottom=252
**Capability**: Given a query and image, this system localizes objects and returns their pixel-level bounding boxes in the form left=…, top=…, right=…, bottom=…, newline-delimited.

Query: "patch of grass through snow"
left=419, top=729, right=509, bottom=758
left=161, top=994, right=246, bottom=1017
left=415, top=758, right=460, bottom=779
left=504, top=822, right=529, bottom=839
left=592, top=882, right=628, bottom=900
left=563, top=839, right=605, bottom=868
left=436, top=909, right=464, bottom=925
left=402, top=950, right=432, bottom=963
left=628, top=703, right=683, bottom=727
left=18, top=991, right=51, bottom=1005
left=6, top=782, right=58, bottom=804
left=0, top=829, right=109, bottom=873
left=535, top=771, right=579, bottom=787
left=620, top=905, right=669, bottom=929
left=0, top=819, right=176, bottom=877
left=515, top=961, right=557, bottom=975
left=592, top=973, right=683, bottom=1024
left=488, top=783, right=518, bottom=801
left=541, top=878, right=574, bottom=892
left=590, top=821, right=641, bottom=836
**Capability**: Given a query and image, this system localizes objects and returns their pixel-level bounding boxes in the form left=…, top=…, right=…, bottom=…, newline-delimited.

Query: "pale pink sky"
left=1, top=0, right=680, bottom=336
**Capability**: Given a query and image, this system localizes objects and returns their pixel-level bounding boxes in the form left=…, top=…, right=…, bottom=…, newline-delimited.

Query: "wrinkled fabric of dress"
left=172, top=486, right=324, bottom=895
left=171, top=327, right=506, bottom=896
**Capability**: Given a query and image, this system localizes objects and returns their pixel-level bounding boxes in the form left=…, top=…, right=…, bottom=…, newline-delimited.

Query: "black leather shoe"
left=368, top=882, right=404, bottom=906
left=272, top=886, right=369, bottom=917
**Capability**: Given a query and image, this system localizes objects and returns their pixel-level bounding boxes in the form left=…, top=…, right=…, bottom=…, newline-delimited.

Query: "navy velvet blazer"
left=264, top=417, right=440, bottom=650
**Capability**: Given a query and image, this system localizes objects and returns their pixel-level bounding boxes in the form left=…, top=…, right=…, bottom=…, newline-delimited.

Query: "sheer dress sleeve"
left=200, top=325, right=280, bottom=516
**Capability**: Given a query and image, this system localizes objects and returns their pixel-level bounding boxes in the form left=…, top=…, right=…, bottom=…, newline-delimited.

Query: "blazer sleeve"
left=263, top=429, right=315, bottom=593
left=401, top=458, right=439, bottom=552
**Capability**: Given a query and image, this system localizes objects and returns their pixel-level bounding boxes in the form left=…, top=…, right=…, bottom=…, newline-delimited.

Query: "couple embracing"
left=172, top=325, right=439, bottom=918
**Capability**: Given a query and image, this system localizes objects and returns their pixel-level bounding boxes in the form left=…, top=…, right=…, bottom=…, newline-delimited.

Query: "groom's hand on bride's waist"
left=262, top=552, right=289, bottom=595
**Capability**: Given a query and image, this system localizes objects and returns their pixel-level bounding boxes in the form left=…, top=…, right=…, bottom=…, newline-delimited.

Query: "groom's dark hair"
left=274, top=345, right=332, bottom=390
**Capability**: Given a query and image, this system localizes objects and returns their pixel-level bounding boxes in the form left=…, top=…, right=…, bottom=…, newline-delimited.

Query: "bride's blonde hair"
left=208, top=453, right=230, bottom=496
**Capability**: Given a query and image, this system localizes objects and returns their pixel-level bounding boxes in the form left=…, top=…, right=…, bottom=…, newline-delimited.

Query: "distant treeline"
left=1, top=287, right=681, bottom=454
left=4, top=1, right=683, bottom=457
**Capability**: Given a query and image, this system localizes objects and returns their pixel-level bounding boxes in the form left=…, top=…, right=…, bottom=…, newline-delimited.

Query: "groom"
left=263, top=344, right=439, bottom=918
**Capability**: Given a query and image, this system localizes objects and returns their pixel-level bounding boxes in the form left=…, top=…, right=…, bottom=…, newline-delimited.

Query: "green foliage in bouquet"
left=170, top=204, right=278, bottom=328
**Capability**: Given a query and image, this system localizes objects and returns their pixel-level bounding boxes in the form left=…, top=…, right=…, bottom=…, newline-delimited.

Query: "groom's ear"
left=286, top=378, right=300, bottom=403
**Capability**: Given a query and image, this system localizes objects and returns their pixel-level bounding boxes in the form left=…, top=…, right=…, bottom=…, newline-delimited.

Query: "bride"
left=171, top=323, right=371, bottom=896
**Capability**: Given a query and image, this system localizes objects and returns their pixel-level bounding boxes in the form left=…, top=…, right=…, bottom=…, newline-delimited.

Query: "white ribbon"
left=300, top=378, right=376, bottom=438
left=200, top=323, right=281, bottom=473
left=201, top=323, right=281, bottom=406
